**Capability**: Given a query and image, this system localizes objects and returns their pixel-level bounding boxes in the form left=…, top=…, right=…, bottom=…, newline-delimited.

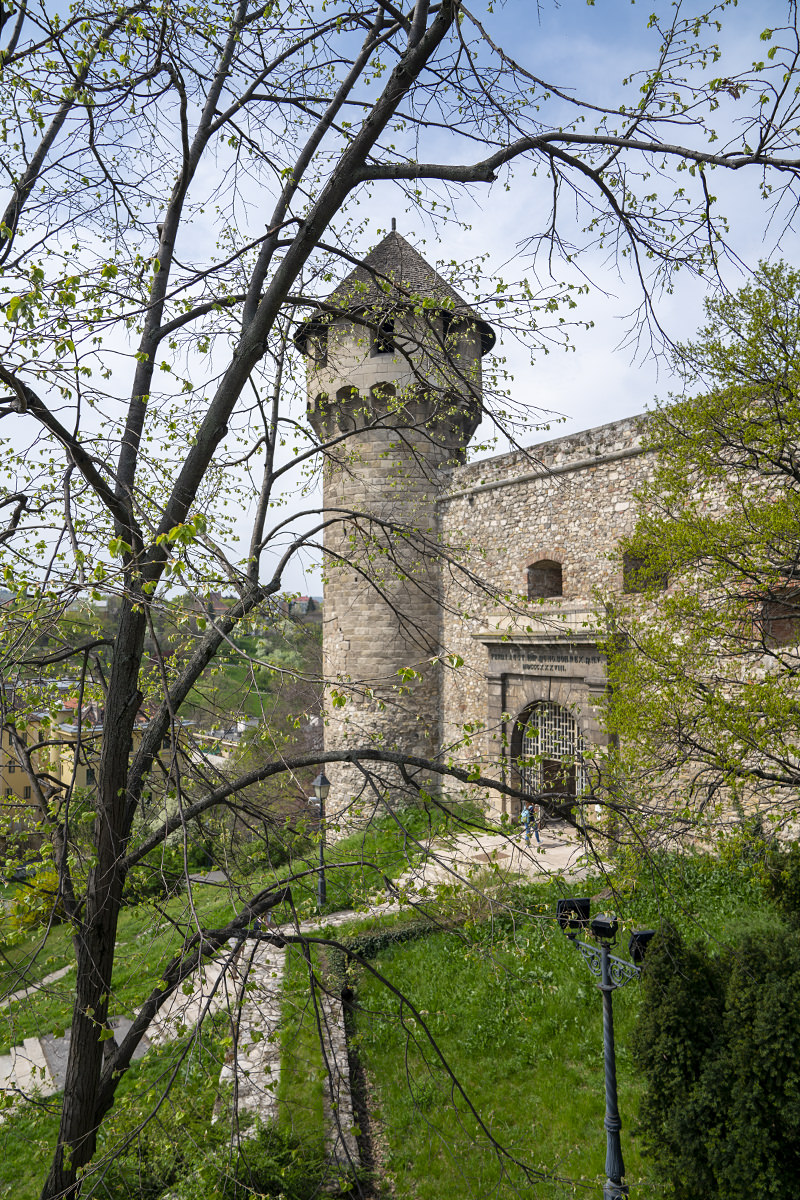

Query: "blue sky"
left=6, top=0, right=797, bottom=595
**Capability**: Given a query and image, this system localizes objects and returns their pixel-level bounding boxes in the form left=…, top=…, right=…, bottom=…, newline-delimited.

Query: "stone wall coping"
left=439, top=443, right=647, bottom=503
left=473, top=630, right=603, bottom=644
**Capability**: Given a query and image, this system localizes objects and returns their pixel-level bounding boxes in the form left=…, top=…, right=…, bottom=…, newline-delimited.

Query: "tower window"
left=527, top=559, right=563, bottom=599
left=372, top=318, right=394, bottom=355
left=310, top=329, right=328, bottom=368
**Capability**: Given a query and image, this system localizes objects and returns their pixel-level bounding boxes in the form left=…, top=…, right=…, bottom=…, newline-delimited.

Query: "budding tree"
left=1, top=0, right=800, bottom=1195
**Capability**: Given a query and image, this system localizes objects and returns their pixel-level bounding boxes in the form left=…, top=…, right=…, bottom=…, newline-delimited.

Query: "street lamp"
left=556, top=897, right=654, bottom=1200
left=312, top=771, right=330, bottom=907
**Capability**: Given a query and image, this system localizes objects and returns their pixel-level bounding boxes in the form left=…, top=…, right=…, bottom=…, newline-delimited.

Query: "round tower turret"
left=296, top=231, right=495, bottom=823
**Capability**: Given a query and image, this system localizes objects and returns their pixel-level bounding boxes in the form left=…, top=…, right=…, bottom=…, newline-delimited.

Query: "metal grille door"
left=519, top=702, right=588, bottom=798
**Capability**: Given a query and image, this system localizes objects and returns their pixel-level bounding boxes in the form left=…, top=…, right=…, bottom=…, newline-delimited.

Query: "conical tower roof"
left=295, top=230, right=495, bottom=355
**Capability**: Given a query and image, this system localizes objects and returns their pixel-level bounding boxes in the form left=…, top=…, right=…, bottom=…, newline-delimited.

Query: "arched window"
left=372, top=318, right=394, bottom=355
left=761, top=586, right=800, bottom=646
left=527, top=559, right=562, bottom=599
left=514, top=702, right=588, bottom=799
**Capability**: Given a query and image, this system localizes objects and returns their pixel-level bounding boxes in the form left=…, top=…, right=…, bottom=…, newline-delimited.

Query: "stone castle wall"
left=436, top=414, right=654, bottom=814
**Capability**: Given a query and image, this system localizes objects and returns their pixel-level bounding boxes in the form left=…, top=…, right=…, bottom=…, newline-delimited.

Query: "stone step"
left=0, top=1054, right=13, bottom=1090
left=0, top=1036, right=56, bottom=1099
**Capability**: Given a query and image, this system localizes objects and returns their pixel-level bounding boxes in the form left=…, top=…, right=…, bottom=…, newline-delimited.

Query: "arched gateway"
left=513, top=701, right=589, bottom=807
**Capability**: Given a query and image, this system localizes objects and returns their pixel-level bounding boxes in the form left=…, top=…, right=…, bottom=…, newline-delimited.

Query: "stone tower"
left=296, top=231, right=495, bottom=822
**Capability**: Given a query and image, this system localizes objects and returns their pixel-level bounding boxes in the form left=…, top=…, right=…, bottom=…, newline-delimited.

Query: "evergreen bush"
left=634, top=919, right=800, bottom=1198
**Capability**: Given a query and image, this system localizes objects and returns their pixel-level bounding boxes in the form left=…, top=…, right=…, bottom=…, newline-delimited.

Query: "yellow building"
left=0, top=692, right=103, bottom=856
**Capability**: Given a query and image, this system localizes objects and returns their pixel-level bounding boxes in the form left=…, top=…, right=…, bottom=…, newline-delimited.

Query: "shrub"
left=123, top=843, right=209, bottom=905
left=97, top=1122, right=329, bottom=1200
left=4, top=864, right=66, bottom=944
left=634, top=921, right=800, bottom=1199
left=764, top=839, right=800, bottom=924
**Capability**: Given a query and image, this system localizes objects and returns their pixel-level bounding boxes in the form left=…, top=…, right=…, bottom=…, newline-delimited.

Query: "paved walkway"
left=0, top=822, right=589, bottom=1165
left=212, top=903, right=394, bottom=1170
left=392, top=819, right=592, bottom=893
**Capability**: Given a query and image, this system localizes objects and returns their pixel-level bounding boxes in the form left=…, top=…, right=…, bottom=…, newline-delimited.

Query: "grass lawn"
left=353, top=852, right=777, bottom=1200
left=287, top=800, right=495, bottom=918
left=184, top=660, right=268, bottom=721
left=0, top=815, right=779, bottom=1199
left=355, top=893, right=649, bottom=1199
left=276, top=942, right=327, bottom=1146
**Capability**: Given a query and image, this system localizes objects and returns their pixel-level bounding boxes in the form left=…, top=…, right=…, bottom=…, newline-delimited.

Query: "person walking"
left=521, top=802, right=533, bottom=846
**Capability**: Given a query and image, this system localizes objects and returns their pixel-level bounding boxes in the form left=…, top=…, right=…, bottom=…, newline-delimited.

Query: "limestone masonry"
left=296, top=232, right=655, bottom=822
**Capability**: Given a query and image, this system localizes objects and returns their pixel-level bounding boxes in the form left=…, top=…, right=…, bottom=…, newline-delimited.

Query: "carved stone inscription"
left=486, top=642, right=604, bottom=677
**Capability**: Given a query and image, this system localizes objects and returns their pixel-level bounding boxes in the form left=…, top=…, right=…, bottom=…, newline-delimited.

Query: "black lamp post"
left=556, top=898, right=654, bottom=1200
left=312, top=771, right=330, bottom=907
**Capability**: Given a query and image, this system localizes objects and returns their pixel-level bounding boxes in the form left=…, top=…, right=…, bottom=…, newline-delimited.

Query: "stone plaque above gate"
left=477, top=632, right=606, bottom=687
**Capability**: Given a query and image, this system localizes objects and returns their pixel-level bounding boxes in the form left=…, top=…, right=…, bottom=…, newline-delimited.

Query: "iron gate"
left=518, top=701, right=588, bottom=798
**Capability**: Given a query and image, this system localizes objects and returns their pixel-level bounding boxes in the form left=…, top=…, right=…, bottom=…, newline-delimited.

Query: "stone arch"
left=336, top=384, right=360, bottom=404
left=527, top=558, right=563, bottom=599
left=370, top=381, right=396, bottom=404
left=510, top=700, right=588, bottom=812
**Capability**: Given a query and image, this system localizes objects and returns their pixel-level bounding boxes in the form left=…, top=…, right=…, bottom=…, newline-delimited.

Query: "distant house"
left=288, top=595, right=323, bottom=623
left=182, top=591, right=236, bottom=621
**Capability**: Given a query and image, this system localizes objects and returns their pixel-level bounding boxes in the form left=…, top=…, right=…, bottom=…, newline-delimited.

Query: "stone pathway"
left=217, top=938, right=287, bottom=1126
left=392, top=818, right=592, bottom=893
left=0, top=1036, right=53, bottom=1101
left=0, top=963, right=74, bottom=1010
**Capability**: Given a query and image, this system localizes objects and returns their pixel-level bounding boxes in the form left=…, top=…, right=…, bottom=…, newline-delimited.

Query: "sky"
left=278, top=0, right=800, bottom=591
left=6, top=0, right=798, bottom=597
left=332, top=0, right=800, bottom=442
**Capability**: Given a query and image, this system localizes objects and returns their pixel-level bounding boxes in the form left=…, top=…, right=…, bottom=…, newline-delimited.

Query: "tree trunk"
left=41, top=599, right=146, bottom=1200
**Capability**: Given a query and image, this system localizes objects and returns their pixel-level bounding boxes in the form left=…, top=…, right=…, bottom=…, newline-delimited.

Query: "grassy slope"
left=0, top=803, right=468, bottom=1053
left=356, top=889, right=647, bottom=1199
left=0, top=879, right=241, bottom=1054
left=354, top=853, right=774, bottom=1200
left=0, top=821, right=777, bottom=1200
left=0, top=805, right=464, bottom=1196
